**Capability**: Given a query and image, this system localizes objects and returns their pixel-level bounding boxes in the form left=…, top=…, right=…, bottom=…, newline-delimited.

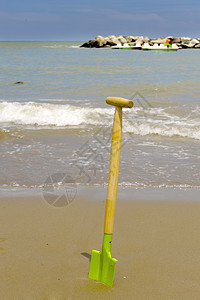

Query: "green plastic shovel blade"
left=88, top=234, right=117, bottom=287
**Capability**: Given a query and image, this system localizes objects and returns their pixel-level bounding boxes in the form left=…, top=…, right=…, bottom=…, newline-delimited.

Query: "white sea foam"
left=42, top=44, right=81, bottom=49
left=0, top=101, right=199, bottom=140
left=1, top=181, right=199, bottom=190
left=0, top=101, right=113, bottom=127
left=69, top=45, right=81, bottom=48
left=124, top=115, right=200, bottom=140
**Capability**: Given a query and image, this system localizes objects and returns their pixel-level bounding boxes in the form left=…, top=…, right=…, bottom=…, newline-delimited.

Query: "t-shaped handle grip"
left=106, top=97, right=134, bottom=108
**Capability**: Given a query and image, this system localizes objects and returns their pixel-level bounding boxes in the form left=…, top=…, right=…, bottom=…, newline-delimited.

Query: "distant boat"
left=111, top=43, right=142, bottom=50
left=142, top=43, right=180, bottom=51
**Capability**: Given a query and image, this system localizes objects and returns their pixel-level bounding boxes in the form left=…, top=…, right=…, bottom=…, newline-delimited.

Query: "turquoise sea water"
left=0, top=41, right=200, bottom=190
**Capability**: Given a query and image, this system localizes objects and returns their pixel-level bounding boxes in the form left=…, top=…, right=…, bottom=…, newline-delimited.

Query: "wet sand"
left=1, top=189, right=200, bottom=299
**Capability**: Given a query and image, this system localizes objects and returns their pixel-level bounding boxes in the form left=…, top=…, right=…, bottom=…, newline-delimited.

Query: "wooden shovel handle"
left=104, top=106, right=122, bottom=234
left=104, top=97, right=133, bottom=234
left=106, top=97, right=133, bottom=108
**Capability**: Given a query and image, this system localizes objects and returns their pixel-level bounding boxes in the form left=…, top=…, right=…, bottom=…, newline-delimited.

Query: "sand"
left=1, top=188, right=200, bottom=299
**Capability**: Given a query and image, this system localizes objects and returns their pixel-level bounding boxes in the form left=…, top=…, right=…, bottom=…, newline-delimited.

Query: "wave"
left=0, top=101, right=199, bottom=140
left=42, top=43, right=81, bottom=49
left=0, top=101, right=113, bottom=127
left=124, top=106, right=200, bottom=140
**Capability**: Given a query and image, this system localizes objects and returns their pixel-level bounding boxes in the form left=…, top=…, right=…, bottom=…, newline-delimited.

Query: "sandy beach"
left=1, top=188, right=200, bottom=300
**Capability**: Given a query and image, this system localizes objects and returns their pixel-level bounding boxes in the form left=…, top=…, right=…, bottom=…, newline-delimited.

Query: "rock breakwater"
left=80, top=35, right=200, bottom=49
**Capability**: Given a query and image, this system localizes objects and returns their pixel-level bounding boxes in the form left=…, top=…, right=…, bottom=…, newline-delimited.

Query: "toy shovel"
left=88, top=97, right=134, bottom=287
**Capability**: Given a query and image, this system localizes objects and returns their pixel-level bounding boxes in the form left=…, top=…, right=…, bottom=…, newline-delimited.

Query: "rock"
left=80, top=39, right=97, bottom=48
left=96, top=35, right=106, bottom=47
left=190, top=39, right=199, bottom=46
left=106, top=35, right=117, bottom=39
left=104, top=35, right=118, bottom=44
left=173, top=37, right=182, bottom=43
left=89, top=39, right=99, bottom=47
left=194, top=43, right=200, bottom=48
left=181, top=37, right=191, bottom=43
left=135, top=36, right=145, bottom=44
left=180, top=37, right=191, bottom=48
left=80, top=35, right=106, bottom=48
left=143, top=36, right=150, bottom=42
left=150, top=37, right=166, bottom=44
left=105, top=37, right=120, bottom=46
left=181, top=38, right=199, bottom=48
left=80, top=41, right=91, bottom=48
left=117, top=36, right=127, bottom=44
left=181, top=43, right=190, bottom=48
left=125, top=36, right=138, bottom=43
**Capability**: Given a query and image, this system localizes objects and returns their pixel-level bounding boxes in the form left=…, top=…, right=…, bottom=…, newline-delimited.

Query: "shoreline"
left=1, top=191, right=200, bottom=299
left=0, top=185, right=200, bottom=202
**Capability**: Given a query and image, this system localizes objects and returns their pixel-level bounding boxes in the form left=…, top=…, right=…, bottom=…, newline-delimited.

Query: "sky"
left=0, top=0, right=200, bottom=41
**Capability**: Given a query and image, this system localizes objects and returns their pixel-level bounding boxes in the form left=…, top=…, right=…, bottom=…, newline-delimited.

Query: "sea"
left=0, top=41, right=199, bottom=196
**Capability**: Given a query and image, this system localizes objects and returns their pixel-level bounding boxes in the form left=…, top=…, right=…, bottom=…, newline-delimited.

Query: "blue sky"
left=0, top=0, right=200, bottom=40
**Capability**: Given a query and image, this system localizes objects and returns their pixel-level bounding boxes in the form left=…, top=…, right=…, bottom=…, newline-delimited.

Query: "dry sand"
left=1, top=188, right=200, bottom=299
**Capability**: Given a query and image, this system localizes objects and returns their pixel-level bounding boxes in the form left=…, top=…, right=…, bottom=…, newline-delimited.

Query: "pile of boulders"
left=80, top=35, right=200, bottom=49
